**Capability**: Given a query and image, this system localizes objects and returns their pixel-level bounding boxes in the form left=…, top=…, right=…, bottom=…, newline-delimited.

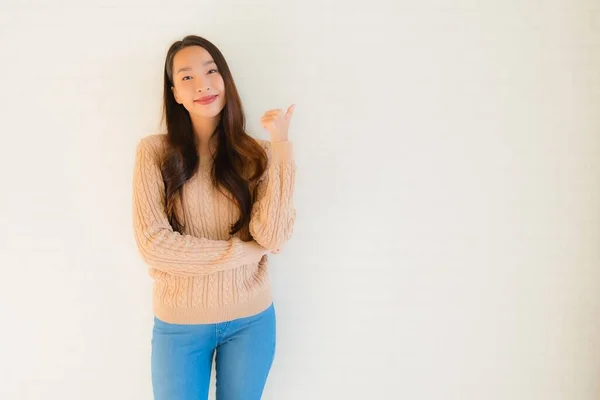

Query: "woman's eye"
left=182, top=76, right=192, bottom=81
left=208, top=69, right=218, bottom=74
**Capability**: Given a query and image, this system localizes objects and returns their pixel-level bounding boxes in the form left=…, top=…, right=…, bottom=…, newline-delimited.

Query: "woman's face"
left=171, top=45, right=226, bottom=119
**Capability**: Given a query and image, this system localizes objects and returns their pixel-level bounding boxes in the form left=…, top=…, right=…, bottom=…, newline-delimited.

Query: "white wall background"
left=1, top=0, right=599, bottom=399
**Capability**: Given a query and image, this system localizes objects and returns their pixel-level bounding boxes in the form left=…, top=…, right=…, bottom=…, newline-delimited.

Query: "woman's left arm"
left=249, top=140, right=296, bottom=250
left=250, top=105, right=297, bottom=251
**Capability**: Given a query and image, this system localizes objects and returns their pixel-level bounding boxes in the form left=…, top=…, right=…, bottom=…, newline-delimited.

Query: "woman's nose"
left=196, top=82, right=211, bottom=92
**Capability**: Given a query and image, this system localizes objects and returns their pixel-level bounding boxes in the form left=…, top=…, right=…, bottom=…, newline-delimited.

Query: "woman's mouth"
left=194, top=95, right=218, bottom=105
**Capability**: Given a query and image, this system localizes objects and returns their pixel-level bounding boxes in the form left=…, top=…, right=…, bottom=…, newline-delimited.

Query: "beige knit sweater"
left=132, top=134, right=296, bottom=324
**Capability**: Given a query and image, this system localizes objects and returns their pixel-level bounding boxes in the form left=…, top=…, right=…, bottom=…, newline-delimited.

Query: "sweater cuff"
left=271, top=140, right=294, bottom=163
left=241, top=240, right=268, bottom=264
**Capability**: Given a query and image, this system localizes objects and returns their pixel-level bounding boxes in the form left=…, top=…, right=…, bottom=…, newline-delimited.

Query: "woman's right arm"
left=132, top=137, right=267, bottom=277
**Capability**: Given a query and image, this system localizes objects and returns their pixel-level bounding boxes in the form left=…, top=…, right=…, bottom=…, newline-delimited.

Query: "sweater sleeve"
left=249, top=140, right=297, bottom=250
left=132, top=137, right=266, bottom=277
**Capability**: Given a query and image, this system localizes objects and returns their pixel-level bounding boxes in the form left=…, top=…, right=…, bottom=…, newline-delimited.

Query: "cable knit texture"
left=132, top=133, right=296, bottom=324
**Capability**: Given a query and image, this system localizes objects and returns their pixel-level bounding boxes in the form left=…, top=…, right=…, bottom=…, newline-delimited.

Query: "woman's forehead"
left=173, top=46, right=214, bottom=71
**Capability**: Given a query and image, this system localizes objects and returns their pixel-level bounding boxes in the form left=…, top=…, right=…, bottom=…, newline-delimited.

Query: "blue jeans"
left=151, top=303, right=276, bottom=400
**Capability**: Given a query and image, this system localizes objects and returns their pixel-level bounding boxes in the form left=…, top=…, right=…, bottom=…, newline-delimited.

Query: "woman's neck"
left=191, top=115, right=219, bottom=157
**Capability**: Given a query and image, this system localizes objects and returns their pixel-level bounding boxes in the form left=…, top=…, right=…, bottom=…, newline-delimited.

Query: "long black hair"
left=161, top=35, right=268, bottom=236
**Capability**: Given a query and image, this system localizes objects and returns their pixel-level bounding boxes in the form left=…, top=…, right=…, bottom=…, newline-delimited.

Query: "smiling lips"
left=194, top=95, right=218, bottom=105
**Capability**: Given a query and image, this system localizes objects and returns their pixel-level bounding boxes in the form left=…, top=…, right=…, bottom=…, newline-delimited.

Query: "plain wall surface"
left=1, top=1, right=599, bottom=399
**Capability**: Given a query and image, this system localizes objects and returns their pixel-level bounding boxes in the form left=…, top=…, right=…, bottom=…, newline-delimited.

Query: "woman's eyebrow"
left=175, top=60, right=215, bottom=75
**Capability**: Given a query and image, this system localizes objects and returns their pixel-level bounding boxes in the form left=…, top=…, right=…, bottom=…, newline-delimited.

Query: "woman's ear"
left=171, top=86, right=181, bottom=104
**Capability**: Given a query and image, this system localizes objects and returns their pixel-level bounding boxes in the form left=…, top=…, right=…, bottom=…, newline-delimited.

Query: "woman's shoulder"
left=252, top=137, right=273, bottom=157
left=138, top=133, right=167, bottom=148
left=136, top=133, right=168, bottom=159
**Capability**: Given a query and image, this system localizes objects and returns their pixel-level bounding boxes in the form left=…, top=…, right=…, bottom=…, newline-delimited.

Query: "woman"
left=132, top=35, right=296, bottom=400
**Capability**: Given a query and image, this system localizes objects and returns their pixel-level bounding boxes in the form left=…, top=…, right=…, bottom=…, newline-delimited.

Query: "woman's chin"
left=188, top=107, right=223, bottom=120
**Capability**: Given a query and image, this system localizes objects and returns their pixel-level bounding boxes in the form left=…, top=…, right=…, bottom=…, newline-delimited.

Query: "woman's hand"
left=260, top=104, right=295, bottom=143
